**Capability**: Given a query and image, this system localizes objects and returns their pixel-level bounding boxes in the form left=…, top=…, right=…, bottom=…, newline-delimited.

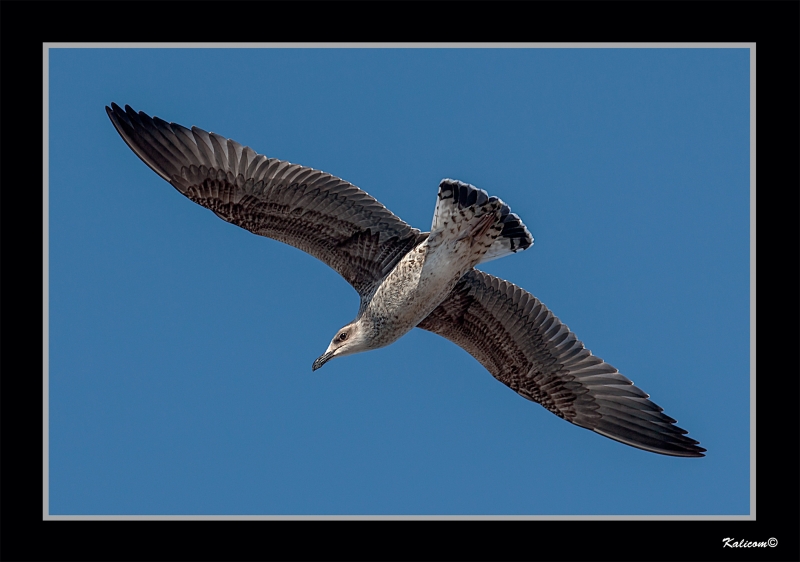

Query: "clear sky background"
left=48, top=47, right=750, bottom=516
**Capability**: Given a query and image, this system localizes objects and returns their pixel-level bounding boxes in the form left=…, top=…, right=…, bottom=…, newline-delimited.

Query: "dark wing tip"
left=105, top=102, right=121, bottom=122
left=106, top=102, right=176, bottom=182
left=573, top=376, right=707, bottom=457
left=105, top=102, right=133, bottom=122
left=593, top=427, right=707, bottom=457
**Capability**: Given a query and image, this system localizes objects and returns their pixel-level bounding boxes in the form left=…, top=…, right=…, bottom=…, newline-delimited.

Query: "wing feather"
left=107, top=103, right=423, bottom=295
left=417, top=269, right=705, bottom=457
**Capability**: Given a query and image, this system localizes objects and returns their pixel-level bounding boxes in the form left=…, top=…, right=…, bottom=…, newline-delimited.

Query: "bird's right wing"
left=417, top=269, right=705, bottom=457
left=107, top=103, right=424, bottom=297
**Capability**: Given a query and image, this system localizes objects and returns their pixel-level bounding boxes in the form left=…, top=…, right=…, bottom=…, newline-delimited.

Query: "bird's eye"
left=338, top=332, right=348, bottom=342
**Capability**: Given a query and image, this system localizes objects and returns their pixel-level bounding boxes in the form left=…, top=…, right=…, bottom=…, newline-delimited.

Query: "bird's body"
left=362, top=240, right=445, bottom=349
left=107, top=103, right=706, bottom=458
left=359, top=193, right=506, bottom=350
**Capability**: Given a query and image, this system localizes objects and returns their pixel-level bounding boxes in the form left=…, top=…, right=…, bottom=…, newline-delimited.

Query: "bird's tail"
left=431, top=179, right=533, bottom=264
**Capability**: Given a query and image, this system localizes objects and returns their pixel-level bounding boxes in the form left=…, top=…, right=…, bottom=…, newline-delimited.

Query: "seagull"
left=106, top=103, right=705, bottom=458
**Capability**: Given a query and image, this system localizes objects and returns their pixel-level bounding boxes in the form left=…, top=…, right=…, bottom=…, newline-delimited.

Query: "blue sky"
left=47, top=47, right=750, bottom=516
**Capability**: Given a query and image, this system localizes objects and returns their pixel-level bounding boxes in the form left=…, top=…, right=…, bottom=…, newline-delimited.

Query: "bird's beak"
left=312, top=349, right=335, bottom=371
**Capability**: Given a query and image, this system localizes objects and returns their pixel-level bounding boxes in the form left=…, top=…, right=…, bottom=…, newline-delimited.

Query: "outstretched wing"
left=417, top=269, right=705, bottom=457
left=107, top=103, right=424, bottom=296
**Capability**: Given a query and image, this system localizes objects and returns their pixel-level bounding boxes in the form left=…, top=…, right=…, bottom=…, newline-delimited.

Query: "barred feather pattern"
left=418, top=269, right=705, bottom=457
left=106, top=103, right=423, bottom=296
left=435, top=179, right=533, bottom=263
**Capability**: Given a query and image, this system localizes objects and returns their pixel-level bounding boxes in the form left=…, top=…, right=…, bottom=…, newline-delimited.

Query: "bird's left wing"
left=106, top=103, right=424, bottom=296
left=417, top=269, right=706, bottom=457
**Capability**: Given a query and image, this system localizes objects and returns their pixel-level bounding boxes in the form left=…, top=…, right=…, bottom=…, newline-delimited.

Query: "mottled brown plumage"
left=418, top=270, right=700, bottom=456
left=107, top=103, right=705, bottom=458
left=107, top=103, right=424, bottom=297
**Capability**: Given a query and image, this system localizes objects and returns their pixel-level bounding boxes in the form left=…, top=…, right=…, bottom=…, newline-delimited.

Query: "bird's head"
left=312, top=319, right=371, bottom=371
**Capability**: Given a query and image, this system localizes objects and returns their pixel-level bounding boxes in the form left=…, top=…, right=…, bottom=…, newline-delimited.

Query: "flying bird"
left=106, top=103, right=705, bottom=458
